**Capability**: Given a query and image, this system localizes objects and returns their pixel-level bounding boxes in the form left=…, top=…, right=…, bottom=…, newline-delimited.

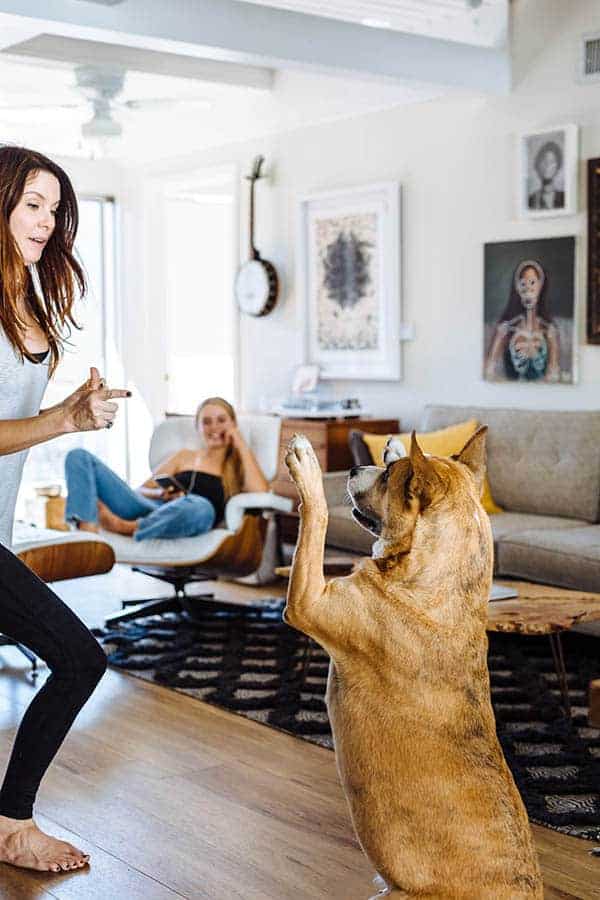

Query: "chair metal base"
left=104, top=564, right=217, bottom=626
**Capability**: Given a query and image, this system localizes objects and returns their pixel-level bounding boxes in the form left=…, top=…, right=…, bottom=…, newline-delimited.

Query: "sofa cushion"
left=325, top=507, right=585, bottom=562
left=326, top=505, right=374, bottom=555
left=422, top=405, right=600, bottom=523
left=490, top=512, right=583, bottom=543
left=348, top=430, right=373, bottom=466
left=362, top=419, right=502, bottom=515
left=497, top=526, right=600, bottom=592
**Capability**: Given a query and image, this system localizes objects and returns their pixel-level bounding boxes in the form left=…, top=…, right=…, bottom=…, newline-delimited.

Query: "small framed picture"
left=518, top=125, right=578, bottom=218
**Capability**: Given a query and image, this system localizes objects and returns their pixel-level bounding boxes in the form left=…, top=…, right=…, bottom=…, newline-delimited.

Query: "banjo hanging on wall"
left=235, top=155, right=279, bottom=317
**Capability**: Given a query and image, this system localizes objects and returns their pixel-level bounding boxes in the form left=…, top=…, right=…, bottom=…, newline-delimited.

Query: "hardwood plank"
left=0, top=566, right=598, bottom=898
left=0, top=813, right=186, bottom=900
left=532, top=824, right=600, bottom=900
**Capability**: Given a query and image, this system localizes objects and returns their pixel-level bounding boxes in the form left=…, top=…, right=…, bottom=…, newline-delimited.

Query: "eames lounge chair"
left=99, top=413, right=293, bottom=625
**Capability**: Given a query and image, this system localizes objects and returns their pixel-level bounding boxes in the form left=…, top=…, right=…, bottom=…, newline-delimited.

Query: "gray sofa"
left=323, top=404, right=600, bottom=593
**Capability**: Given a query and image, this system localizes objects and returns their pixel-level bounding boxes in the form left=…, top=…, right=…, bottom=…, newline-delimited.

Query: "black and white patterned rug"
left=97, top=598, right=600, bottom=842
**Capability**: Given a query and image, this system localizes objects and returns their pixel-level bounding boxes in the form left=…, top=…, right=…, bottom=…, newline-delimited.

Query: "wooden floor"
left=0, top=566, right=598, bottom=899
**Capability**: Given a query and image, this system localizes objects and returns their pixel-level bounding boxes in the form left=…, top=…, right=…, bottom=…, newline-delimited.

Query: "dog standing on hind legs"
left=284, top=430, right=543, bottom=900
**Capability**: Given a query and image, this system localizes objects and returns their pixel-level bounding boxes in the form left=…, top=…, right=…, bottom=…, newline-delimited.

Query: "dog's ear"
left=455, top=426, right=487, bottom=495
left=408, top=432, right=441, bottom=507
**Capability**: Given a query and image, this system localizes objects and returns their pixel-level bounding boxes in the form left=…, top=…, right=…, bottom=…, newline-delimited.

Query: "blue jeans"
left=64, top=449, right=216, bottom=541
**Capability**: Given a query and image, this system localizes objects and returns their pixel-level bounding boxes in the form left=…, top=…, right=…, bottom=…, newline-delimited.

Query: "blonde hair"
left=195, top=397, right=244, bottom=499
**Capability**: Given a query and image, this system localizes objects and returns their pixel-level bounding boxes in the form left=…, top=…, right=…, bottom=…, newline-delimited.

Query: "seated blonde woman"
left=64, top=397, right=268, bottom=541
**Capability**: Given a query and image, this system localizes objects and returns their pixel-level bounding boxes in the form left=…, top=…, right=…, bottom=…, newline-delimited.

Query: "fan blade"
left=120, top=97, right=211, bottom=111
left=0, top=103, right=82, bottom=111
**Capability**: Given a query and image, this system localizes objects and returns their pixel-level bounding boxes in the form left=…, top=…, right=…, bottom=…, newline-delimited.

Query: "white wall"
left=134, top=0, right=600, bottom=430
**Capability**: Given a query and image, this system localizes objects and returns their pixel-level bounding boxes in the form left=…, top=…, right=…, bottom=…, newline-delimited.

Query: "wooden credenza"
left=271, top=416, right=399, bottom=510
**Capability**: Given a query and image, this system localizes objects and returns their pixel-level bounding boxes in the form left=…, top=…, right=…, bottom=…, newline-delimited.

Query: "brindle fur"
left=284, top=429, right=542, bottom=900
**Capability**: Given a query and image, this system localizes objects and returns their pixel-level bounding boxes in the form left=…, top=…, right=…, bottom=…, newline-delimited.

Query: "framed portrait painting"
left=518, top=124, right=578, bottom=218
left=297, top=181, right=401, bottom=381
left=483, top=236, right=577, bottom=384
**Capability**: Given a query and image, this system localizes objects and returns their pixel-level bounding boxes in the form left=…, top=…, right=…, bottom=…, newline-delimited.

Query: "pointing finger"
left=101, top=388, right=131, bottom=400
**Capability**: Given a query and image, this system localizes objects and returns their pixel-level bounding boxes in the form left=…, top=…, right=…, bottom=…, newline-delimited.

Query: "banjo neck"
left=247, top=155, right=264, bottom=261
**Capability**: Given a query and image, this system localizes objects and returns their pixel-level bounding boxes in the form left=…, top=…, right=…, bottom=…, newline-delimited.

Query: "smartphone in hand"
left=154, top=475, right=183, bottom=493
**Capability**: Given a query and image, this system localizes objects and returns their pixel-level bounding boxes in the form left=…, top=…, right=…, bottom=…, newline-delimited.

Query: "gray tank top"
left=0, top=328, right=49, bottom=547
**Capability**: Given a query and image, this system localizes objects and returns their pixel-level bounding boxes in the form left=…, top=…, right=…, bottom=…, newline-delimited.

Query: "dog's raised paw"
left=288, top=433, right=313, bottom=455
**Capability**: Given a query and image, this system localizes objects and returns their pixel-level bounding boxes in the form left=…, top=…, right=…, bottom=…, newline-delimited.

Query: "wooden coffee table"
left=489, top=580, right=600, bottom=718
left=276, top=567, right=600, bottom=719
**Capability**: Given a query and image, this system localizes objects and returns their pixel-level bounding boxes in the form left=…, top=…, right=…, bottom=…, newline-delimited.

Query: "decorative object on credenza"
left=274, top=396, right=363, bottom=419
left=483, top=237, right=576, bottom=384
left=518, top=124, right=578, bottom=218
left=274, top=363, right=364, bottom=418
left=235, top=155, right=279, bottom=317
left=291, top=363, right=319, bottom=395
left=587, top=158, right=600, bottom=344
left=297, top=181, right=401, bottom=380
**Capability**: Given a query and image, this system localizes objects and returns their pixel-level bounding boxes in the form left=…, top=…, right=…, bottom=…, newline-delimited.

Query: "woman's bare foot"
left=0, top=816, right=89, bottom=872
left=76, top=521, right=99, bottom=533
left=97, top=500, right=138, bottom=536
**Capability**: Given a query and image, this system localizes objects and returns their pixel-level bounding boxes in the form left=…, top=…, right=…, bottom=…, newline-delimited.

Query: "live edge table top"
left=488, top=580, right=600, bottom=636
left=275, top=568, right=600, bottom=637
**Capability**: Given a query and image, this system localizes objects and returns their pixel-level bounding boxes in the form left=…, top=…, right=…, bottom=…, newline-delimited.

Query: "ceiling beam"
left=0, top=0, right=511, bottom=93
left=3, top=34, right=274, bottom=90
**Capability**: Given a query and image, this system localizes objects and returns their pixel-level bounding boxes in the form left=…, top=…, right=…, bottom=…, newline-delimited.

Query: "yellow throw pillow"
left=362, top=419, right=503, bottom=515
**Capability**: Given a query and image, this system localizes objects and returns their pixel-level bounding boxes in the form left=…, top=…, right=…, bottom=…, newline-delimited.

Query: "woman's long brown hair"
left=0, top=145, right=86, bottom=374
left=195, top=397, right=244, bottom=499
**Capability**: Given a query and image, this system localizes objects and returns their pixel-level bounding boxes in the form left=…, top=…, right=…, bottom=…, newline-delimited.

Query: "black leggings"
left=0, top=542, right=107, bottom=819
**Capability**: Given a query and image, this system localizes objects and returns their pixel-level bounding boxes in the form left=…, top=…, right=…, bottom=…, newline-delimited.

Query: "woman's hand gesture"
left=225, top=424, right=245, bottom=451
left=61, top=367, right=130, bottom=433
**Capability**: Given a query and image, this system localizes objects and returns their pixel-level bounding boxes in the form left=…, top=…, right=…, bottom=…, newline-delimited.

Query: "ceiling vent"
left=75, top=0, right=125, bottom=5
left=581, top=32, right=600, bottom=81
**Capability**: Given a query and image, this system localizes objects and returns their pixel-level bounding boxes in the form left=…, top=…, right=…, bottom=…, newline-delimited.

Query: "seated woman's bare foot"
left=97, top=500, right=138, bottom=536
left=0, top=816, right=89, bottom=873
left=76, top=521, right=99, bottom=533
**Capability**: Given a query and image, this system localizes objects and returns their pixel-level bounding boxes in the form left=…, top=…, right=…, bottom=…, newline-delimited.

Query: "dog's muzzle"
left=347, top=466, right=383, bottom=536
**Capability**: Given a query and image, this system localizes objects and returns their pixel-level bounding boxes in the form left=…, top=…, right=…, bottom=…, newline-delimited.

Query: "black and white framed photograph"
left=519, top=125, right=578, bottom=218
left=297, top=182, right=401, bottom=380
left=483, top=236, right=577, bottom=384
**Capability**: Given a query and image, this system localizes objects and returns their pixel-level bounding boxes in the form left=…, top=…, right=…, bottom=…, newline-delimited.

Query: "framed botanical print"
left=297, top=181, right=401, bottom=381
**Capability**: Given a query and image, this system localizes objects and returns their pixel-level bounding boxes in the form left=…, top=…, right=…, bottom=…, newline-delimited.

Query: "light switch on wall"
left=399, top=322, right=416, bottom=341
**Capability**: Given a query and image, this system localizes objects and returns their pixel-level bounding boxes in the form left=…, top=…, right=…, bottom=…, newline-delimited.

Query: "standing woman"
left=0, top=145, right=129, bottom=873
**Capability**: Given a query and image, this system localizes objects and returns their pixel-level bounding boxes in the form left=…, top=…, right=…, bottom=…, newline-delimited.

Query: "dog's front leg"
left=284, top=434, right=328, bottom=635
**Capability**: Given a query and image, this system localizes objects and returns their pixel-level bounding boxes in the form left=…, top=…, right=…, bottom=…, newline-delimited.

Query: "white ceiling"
left=236, top=0, right=508, bottom=47
left=0, top=50, right=438, bottom=163
left=0, top=0, right=508, bottom=165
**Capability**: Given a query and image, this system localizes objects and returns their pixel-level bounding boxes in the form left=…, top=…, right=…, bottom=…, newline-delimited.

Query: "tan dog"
left=284, top=430, right=542, bottom=899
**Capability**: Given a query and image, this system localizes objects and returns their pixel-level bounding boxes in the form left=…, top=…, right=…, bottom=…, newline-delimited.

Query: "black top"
left=31, top=350, right=49, bottom=364
left=175, top=471, right=226, bottom=522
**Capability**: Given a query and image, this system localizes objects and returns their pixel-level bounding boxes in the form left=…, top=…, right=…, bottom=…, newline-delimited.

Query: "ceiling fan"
left=0, top=64, right=211, bottom=141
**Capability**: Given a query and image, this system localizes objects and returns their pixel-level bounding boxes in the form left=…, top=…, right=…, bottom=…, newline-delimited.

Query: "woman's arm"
left=139, top=451, right=185, bottom=490
left=228, top=428, right=269, bottom=493
left=0, top=367, right=129, bottom=457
